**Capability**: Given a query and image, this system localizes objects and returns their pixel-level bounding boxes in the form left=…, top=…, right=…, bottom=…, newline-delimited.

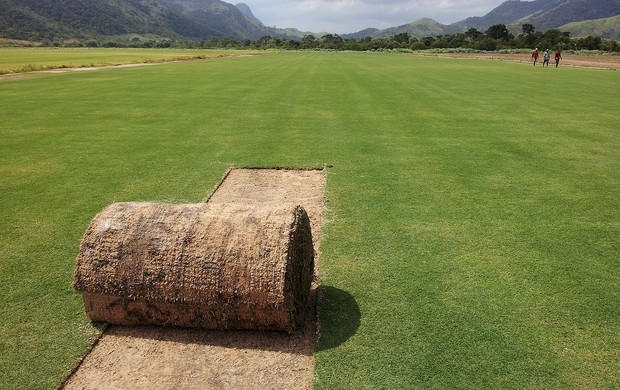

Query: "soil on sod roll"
left=73, top=202, right=314, bottom=332
left=63, top=168, right=326, bottom=390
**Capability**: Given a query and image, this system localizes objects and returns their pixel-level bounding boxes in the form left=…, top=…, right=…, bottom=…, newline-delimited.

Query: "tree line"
left=224, top=24, right=619, bottom=52
left=40, top=23, right=620, bottom=52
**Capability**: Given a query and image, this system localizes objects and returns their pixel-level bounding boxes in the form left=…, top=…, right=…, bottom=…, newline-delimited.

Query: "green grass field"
left=1, top=50, right=618, bottom=389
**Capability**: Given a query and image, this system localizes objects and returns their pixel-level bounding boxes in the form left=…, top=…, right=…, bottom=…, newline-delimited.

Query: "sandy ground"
left=63, top=168, right=326, bottom=390
left=0, top=62, right=164, bottom=80
left=420, top=52, right=620, bottom=70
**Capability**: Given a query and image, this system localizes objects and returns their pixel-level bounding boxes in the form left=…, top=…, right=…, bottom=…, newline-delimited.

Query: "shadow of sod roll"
left=316, top=285, right=361, bottom=351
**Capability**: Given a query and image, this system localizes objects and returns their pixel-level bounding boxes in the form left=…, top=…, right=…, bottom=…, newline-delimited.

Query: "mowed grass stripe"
left=0, top=51, right=618, bottom=389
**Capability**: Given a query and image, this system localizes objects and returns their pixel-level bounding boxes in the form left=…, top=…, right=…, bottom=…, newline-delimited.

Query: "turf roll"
left=73, top=202, right=314, bottom=332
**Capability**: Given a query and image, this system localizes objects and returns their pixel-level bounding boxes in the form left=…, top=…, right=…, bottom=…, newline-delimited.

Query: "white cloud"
left=245, top=0, right=506, bottom=33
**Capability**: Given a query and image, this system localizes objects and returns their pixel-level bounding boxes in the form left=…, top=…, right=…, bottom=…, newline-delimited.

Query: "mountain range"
left=345, top=0, right=620, bottom=40
left=0, top=0, right=619, bottom=43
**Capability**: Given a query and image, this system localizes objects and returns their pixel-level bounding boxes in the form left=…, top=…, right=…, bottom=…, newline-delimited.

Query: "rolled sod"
left=73, top=202, right=314, bottom=332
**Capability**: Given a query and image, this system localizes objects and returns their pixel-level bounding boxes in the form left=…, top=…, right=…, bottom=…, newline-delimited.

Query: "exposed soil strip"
left=63, top=168, right=326, bottom=390
left=0, top=52, right=262, bottom=80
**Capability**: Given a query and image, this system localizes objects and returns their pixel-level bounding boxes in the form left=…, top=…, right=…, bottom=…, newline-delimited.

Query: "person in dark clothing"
left=543, top=50, right=550, bottom=67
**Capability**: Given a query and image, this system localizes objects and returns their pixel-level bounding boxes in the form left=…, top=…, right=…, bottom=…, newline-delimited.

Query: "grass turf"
left=0, top=51, right=618, bottom=389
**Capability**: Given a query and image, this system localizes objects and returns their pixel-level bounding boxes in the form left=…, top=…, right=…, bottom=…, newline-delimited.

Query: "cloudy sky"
left=244, top=0, right=508, bottom=34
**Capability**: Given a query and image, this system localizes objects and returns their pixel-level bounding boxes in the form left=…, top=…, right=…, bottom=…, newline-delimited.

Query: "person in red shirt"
left=555, top=50, right=562, bottom=67
left=532, top=48, right=539, bottom=66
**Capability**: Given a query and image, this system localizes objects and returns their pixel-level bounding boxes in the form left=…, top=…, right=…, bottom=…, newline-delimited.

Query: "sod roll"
left=73, top=202, right=314, bottom=332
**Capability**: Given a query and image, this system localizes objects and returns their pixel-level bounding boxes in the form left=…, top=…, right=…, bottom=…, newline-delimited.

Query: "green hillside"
left=0, top=0, right=290, bottom=42
left=560, top=15, right=620, bottom=40
left=0, top=0, right=180, bottom=41
left=446, top=0, right=620, bottom=35
left=358, top=18, right=447, bottom=39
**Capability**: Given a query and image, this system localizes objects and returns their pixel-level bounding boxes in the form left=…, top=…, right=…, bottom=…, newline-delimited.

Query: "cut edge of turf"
left=58, top=322, right=109, bottom=389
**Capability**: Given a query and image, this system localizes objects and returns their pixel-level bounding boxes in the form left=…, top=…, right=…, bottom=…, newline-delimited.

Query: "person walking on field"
left=555, top=49, right=562, bottom=67
left=543, top=49, right=550, bottom=67
left=531, top=48, right=539, bottom=66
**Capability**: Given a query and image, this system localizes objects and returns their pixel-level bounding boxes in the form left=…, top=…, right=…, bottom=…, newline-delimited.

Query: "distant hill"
left=341, top=28, right=379, bottom=40
left=158, top=0, right=268, bottom=39
left=0, top=0, right=293, bottom=42
left=343, top=19, right=445, bottom=40
left=559, top=15, right=620, bottom=40
left=0, top=0, right=177, bottom=41
left=447, top=0, right=620, bottom=34
left=275, top=27, right=327, bottom=39
left=347, top=0, right=620, bottom=39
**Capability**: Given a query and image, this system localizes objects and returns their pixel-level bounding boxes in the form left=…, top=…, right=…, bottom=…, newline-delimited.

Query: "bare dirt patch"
left=63, top=168, right=326, bottom=390
left=0, top=61, right=165, bottom=80
left=0, top=52, right=262, bottom=80
left=420, top=52, right=620, bottom=70
left=44, top=62, right=162, bottom=73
